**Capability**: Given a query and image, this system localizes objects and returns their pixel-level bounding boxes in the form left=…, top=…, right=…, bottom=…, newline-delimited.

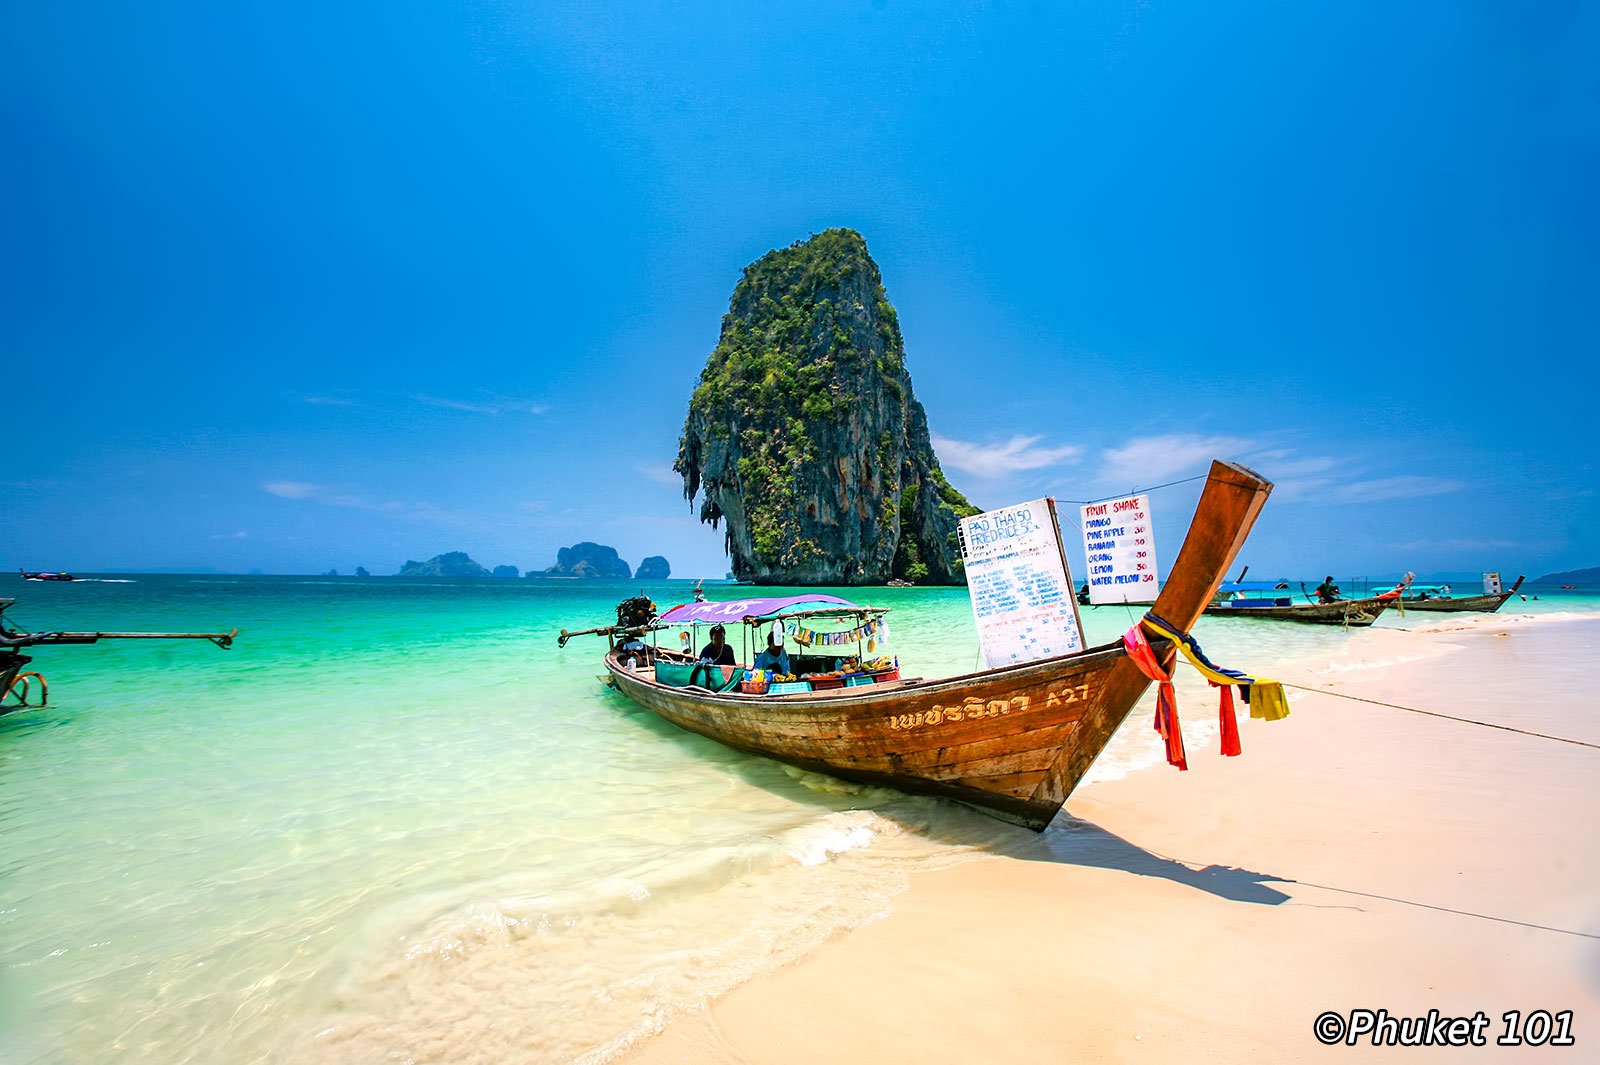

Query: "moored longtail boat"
left=1204, top=572, right=1413, bottom=627
left=1397, top=575, right=1525, bottom=613
left=562, top=460, right=1272, bottom=829
left=1205, top=593, right=1396, bottom=627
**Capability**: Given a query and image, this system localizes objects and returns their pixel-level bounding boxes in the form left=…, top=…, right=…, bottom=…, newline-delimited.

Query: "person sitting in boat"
left=1314, top=576, right=1342, bottom=603
left=751, top=628, right=790, bottom=676
left=697, top=624, right=736, bottom=667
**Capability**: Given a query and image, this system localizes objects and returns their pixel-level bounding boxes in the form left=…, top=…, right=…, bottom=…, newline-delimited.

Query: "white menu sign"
left=1079, top=494, right=1160, bottom=605
left=958, top=498, right=1085, bottom=668
left=1482, top=572, right=1503, bottom=595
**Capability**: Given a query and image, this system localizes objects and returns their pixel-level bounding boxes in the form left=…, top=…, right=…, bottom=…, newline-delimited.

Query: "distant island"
left=635, top=555, right=670, bottom=580
left=676, top=228, right=977, bottom=586
left=398, top=552, right=491, bottom=578
left=388, top=546, right=666, bottom=580
left=1534, top=566, right=1599, bottom=584
left=536, top=542, right=633, bottom=579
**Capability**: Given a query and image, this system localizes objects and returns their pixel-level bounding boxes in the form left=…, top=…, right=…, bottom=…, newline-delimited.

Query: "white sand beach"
left=623, top=614, right=1600, bottom=1063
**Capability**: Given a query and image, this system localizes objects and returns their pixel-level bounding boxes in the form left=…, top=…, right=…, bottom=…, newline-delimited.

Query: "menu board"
left=958, top=498, right=1085, bottom=668
left=1482, top=572, right=1503, bottom=595
left=1079, top=494, right=1160, bottom=605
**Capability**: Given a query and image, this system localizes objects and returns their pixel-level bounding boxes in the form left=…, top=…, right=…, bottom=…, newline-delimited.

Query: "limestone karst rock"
left=676, top=229, right=977, bottom=585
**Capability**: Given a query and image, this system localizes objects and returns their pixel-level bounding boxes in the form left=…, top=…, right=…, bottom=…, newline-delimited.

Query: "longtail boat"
left=1395, top=575, right=1525, bottom=614
left=559, top=460, right=1271, bottom=830
left=1205, top=595, right=1392, bottom=626
left=1, top=598, right=237, bottom=714
left=1204, top=572, right=1413, bottom=627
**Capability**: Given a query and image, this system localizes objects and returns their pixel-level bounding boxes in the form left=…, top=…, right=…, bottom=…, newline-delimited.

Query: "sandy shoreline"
left=622, top=614, right=1600, bottom=1063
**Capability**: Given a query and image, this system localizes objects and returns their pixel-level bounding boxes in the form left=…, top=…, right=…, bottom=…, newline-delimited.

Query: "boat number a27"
left=886, top=684, right=1091, bottom=731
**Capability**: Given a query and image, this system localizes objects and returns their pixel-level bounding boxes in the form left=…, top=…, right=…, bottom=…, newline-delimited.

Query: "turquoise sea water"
left=3, top=575, right=1597, bottom=1064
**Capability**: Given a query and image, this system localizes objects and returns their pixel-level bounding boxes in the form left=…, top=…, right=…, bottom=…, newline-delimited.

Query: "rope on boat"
left=1172, top=659, right=1600, bottom=750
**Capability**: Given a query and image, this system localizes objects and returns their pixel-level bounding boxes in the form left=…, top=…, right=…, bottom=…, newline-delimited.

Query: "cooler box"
left=808, top=675, right=845, bottom=690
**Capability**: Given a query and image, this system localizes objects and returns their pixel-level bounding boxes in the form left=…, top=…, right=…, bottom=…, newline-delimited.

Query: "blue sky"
left=4, top=1, right=1596, bottom=580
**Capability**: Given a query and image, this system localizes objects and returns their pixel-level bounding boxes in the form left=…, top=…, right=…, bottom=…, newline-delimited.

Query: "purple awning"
left=657, top=594, right=860, bottom=625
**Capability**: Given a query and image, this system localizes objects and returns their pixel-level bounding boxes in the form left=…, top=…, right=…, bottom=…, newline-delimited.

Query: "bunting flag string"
left=784, top=617, right=888, bottom=648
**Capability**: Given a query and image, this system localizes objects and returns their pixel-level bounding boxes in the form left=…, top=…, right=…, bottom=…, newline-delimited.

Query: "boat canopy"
left=658, top=594, right=875, bottom=625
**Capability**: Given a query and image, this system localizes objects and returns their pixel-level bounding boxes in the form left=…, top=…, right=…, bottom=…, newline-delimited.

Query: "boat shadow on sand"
left=1004, top=815, right=1294, bottom=905
left=615, top=698, right=1295, bottom=906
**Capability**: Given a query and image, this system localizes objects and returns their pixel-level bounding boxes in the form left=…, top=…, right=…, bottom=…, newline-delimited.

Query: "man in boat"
left=751, top=627, right=790, bottom=676
left=1315, top=576, right=1342, bottom=603
left=697, top=624, right=736, bottom=666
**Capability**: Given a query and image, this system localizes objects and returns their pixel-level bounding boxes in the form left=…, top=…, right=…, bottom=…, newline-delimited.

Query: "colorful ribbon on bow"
left=1123, top=622, right=1187, bottom=770
left=1123, top=611, right=1293, bottom=770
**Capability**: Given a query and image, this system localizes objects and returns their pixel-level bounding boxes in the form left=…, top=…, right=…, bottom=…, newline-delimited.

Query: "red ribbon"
left=1123, top=624, right=1187, bottom=771
left=1216, top=682, right=1242, bottom=757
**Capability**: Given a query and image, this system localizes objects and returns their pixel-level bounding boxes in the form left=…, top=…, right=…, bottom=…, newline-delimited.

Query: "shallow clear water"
left=2, top=575, right=1594, bottom=1063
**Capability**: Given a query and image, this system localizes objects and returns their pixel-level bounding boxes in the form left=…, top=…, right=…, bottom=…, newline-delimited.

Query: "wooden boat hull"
left=1399, top=593, right=1514, bottom=613
left=598, top=460, right=1273, bottom=829
left=1397, top=576, right=1525, bottom=614
left=1204, top=595, right=1393, bottom=626
left=610, top=642, right=1159, bottom=828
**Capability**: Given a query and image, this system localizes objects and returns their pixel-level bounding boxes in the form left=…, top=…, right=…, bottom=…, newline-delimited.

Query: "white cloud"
left=1393, top=537, right=1519, bottom=552
left=931, top=434, right=1083, bottom=478
left=262, top=481, right=454, bottom=522
left=635, top=463, right=683, bottom=486
left=1097, top=434, right=1259, bottom=486
left=263, top=481, right=322, bottom=499
left=208, top=531, right=248, bottom=540
left=416, top=394, right=549, bottom=415
left=1328, top=476, right=1464, bottom=503
left=302, top=395, right=358, bottom=407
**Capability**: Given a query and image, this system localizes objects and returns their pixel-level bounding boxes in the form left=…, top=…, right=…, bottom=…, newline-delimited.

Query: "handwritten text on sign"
left=1079, top=494, right=1160, bottom=605
left=958, top=498, right=1084, bottom=668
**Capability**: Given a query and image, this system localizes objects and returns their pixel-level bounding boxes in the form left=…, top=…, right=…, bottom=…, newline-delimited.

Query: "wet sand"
left=622, top=614, right=1600, bottom=1063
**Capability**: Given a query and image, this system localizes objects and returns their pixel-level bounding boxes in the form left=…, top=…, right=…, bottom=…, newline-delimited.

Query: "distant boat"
left=19, top=569, right=78, bottom=582
left=886, top=578, right=915, bottom=588
left=1398, top=575, right=1526, bottom=613
left=1204, top=573, right=1412, bottom=627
